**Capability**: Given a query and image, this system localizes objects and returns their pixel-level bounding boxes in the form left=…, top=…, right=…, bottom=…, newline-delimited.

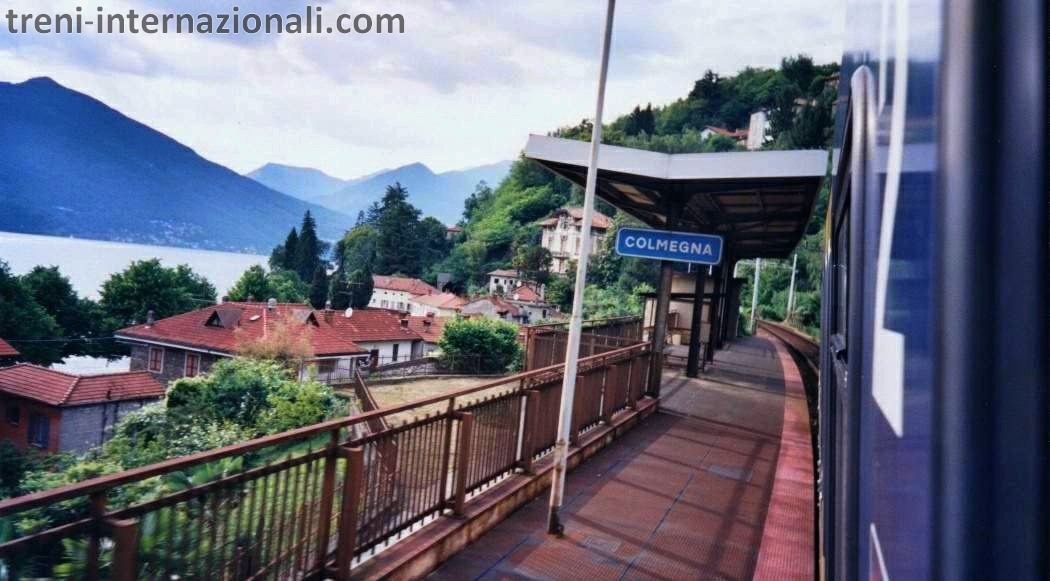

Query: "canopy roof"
left=524, top=135, right=827, bottom=259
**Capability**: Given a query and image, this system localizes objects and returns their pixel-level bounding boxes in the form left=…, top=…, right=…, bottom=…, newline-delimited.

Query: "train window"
left=834, top=216, right=849, bottom=337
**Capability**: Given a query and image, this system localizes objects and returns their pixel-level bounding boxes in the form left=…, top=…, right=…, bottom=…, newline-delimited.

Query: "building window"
left=317, top=360, right=337, bottom=375
left=148, top=347, right=164, bottom=373
left=28, top=413, right=49, bottom=448
left=6, top=405, right=20, bottom=426
left=184, top=353, right=200, bottom=378
left=381, top=300, right=389, bottom=308
left=392, top=343, right=400, bottom=362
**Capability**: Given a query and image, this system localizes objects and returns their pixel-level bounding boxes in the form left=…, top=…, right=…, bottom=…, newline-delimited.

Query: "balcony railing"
left=0, top=342, right=652, bottom=580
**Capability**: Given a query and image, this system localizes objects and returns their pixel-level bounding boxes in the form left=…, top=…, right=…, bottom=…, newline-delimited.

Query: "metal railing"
left=522, top=316, right=643, bottom=371
left=0, top=342, right=652, bottom=580
left=756, top=320, right=818, bottom=373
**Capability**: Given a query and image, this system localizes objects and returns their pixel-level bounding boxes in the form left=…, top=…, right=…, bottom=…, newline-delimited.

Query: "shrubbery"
left=438, top=317, right=522, bottom=374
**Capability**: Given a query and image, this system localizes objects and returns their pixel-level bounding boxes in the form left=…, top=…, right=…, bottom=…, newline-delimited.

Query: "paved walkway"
left=429, top=336, right=810, bottom=581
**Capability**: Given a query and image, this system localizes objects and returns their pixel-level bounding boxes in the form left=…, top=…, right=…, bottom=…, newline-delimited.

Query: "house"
left=325, top=307, right=425, bottom=363
left=504, top=284, right=554, bottom=324
left=460, top=295, right=525, bottom=324
left=487, top=269, right=522, bottom=295
left=700, top=125, right=749, bottom=144
left=538, top=207, right=611, bottom=274
left=0, top=364, right=165, bottom=454
left=406, top=314, right=449, bottom=356
left=446, top=225, right=463, bottom=240
left=115, top=301, right=369, bottom=383
left=408, top=292, right=466, bottom=317
left=746, top=110, right=771, bottom=151
left=0, top=338, right=19, bottom=361
left=369, top=275, right=439, bottom=311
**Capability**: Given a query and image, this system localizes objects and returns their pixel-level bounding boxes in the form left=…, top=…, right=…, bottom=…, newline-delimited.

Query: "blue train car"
left=821, top=0, right=1046, bottom=579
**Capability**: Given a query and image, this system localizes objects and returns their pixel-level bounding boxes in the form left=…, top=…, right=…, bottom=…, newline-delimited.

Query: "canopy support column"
left=647, top=197, right=681, bottom=396
left=686, top=265, right=708, bottom=378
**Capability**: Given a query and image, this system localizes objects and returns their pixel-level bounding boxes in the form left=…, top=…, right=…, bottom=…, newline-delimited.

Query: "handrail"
left=0, top=341, right=649, bottom=516
left=526, top=315, right=641, bottom=333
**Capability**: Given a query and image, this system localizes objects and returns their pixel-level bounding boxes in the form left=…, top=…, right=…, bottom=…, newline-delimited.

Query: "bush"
left=438, top=317, right=522, bottom=374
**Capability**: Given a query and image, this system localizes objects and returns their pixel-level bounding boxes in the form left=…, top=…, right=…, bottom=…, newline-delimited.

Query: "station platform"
left=429, top=335, right=814, bottom=580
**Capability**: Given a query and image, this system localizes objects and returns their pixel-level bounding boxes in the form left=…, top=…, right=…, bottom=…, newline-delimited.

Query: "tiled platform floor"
left=430, top=336, right=801, bottom=581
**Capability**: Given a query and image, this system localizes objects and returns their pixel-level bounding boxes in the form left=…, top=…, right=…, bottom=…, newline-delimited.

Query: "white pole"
left=750, top=258, right=761, bottom=333
left=786, top=253, right=798, bottom=321
left=547, top=0, right=615, bottom=536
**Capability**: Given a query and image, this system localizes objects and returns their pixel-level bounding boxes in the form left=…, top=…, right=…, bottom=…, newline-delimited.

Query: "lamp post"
left=547, top=0, right=616, bottom=536
left=749, top=258, right=761, bottom=334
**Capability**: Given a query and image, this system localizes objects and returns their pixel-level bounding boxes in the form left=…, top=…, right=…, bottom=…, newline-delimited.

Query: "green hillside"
left=431, top=55, right=837, bottom=332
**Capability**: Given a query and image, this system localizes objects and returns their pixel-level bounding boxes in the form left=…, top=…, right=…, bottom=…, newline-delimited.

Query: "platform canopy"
left=524, top=135, right=827, bottom=259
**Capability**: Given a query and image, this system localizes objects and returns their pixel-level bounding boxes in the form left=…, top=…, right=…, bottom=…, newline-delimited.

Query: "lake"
left=0, top=231, right=267, bottom=299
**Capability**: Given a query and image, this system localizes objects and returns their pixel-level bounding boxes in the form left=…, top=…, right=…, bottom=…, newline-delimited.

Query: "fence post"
left=85, top=491, right=107, bottom=581
left=520, top=390, right=541, bottom=473
left=108, top=518, right=139, bottom=581
left=438, top=399, right=456, bottom=507
left=334, top=446, right=365, bottom=580
left=453, top=411, right=474, bottom=516
left=598, top=366, right=611, bottom=424
left=626, top=356, right=637, bottom=409
left=315, top=429, right=340, bottom=570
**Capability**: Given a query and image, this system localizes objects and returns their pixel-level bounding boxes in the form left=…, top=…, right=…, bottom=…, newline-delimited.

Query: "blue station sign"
left=615, top=227, right=724, bottom=265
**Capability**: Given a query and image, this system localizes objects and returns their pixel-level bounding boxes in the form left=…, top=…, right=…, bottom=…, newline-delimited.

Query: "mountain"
left=0, top=77, right=352, bottom=253
left=246, top=163, right=347, bottom=203
left=249, top=160, right=513, bottom=225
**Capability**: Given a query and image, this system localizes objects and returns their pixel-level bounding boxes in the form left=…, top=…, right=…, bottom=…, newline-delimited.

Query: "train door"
left=822, top=69, right=871, bottom=580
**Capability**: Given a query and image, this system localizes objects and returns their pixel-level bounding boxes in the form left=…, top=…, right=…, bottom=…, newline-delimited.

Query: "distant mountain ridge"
left=248, top=160, right=513, bottom=224
left=0, top=77, right=352, bottom=253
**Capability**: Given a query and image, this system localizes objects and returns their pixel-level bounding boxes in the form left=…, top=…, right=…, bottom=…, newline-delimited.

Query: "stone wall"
left=58, top=399, right=159, bottom=454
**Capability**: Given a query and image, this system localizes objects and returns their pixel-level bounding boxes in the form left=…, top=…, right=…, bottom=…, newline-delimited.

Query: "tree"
left=308, top=265, right=329, bottom=309
left=267, top=270, right=308, bottom=303
left=294, top=212, right=323, bottom=281
left=233, top=319, right=314, bottom=368
left=511, top=245, right=552, bottom=284
left=438, top=317, right=522, bottom=374
left=19, top=266, right=100, bottom=338
left=99, top=259, right=216, bottom=330
left=373, top=183, right=423, bottom=276
left=346, top=265, right=374, bottom=309
left=269, top=227, right=299, bottom=272
left=0, top=260, right=60, bottom=364
left=417, top=216, right=451, bottom=274
left=227, top=265, right=271, bottom=302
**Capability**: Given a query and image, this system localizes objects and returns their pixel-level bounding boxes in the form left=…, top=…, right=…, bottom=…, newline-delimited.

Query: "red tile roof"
left=411, top=293, right=466, bottom=311
left=462, top=296, right=521, bottom=318
left=325, top=308, right=423, bottom=343
left=0, top=338, right=18, bottom=358
left=371, top=275, right=439, bottom=296
left=406, top=315, right=449, bottom=343
left=507, top=284, right=543, bottom=303
left=0, top=364, right=165, bottom=406
left=116, top=302, right=367, bottom=357
left=537, top=207, right=611, bottom=230
left=703, top=125, right=749, bottom=139
left=487, top=269, right=520, bottom=278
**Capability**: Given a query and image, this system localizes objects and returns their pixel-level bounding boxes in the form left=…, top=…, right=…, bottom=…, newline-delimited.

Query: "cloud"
left=0, top=0, right=844, bottom=178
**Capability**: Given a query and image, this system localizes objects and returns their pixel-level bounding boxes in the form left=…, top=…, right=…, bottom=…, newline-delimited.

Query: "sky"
left=0, top=0, right=844, bottom=179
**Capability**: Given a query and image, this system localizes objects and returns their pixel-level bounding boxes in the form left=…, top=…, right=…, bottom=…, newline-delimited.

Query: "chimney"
left=146, top=310, right=155, bottom=327
left=344, top=308, right=354, bottom=319
left=267, top=298, right=277, bottom=311
left=323, top=301, right=334, bottom=323
left=400, top=318, right=409, bottom=328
